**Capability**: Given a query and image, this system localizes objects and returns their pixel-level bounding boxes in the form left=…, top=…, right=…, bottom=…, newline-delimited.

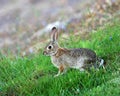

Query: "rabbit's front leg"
left=54, top=65, right=65, bottom=77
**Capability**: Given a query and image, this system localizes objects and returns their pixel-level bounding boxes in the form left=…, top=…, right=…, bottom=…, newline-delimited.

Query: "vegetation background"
left=0, top=0, right=120, bottom=95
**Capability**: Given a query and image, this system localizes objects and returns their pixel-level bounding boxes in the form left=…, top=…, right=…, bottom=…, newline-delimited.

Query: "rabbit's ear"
left=51, top=27, right=58, bottom=42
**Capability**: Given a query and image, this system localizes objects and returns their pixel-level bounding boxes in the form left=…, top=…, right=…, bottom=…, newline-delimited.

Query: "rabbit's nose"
left=43, top=51, right=47, bottom=55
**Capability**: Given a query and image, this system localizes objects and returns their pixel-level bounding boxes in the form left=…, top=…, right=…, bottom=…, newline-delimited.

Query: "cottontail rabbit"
left=43, top=27, right=104, bottom=77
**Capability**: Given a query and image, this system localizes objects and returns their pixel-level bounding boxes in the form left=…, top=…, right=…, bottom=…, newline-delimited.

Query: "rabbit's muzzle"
left=43, top=51, right=47, bottom=55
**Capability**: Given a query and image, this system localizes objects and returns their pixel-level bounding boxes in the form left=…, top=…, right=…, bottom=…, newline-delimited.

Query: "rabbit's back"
left=51, top=48, right=97, bottom=69
left=69, top=48, right=96, bottom=59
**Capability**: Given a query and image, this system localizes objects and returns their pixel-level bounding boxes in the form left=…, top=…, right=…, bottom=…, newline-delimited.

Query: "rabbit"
left=43, top=27, right=104, bottom=77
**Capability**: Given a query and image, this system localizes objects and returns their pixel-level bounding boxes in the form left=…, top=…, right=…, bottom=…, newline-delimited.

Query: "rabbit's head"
left=43, top=27, right=59, bottom=56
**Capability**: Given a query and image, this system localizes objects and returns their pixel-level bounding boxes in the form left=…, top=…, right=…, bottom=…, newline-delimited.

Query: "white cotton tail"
left=99, top=59, right=104, bottom=67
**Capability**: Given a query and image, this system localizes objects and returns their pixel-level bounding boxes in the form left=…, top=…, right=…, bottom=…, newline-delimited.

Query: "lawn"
left=0, top=19, right=120, bottom=96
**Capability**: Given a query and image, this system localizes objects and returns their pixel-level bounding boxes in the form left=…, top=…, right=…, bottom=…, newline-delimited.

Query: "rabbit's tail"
left=99, top=59, right=104, bottom=67
left=97, top=57, right=105, bottom=67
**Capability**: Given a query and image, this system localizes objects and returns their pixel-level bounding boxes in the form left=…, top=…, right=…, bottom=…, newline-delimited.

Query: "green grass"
left=0, top=19, right=120, bottom=96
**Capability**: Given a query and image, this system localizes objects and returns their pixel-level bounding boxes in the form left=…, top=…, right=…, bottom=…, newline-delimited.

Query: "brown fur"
left=59, top=65, right=64, bottom=73
left=54, top=48, right=69, bottom=58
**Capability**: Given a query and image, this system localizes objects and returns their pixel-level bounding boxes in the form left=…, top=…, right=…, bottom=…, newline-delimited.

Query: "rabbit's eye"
left=48, top=45, right=52, bottom=50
